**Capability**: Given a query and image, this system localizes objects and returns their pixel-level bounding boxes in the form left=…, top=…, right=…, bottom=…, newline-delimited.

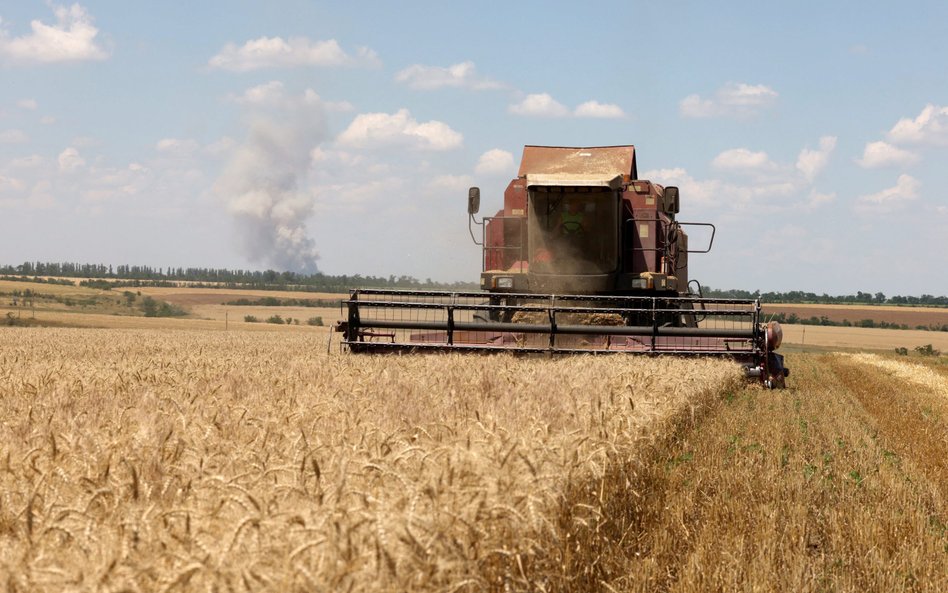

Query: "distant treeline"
left=0, top=261, right=479, bottom=293
left=703, top=287, right=948, bottom=307
left=1, top=261, right=946, bottom=305
left=765, top=312, right=948, bottom=333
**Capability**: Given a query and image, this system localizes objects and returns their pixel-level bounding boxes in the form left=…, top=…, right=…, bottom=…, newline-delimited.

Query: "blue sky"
left=1, top=1, right=946, bottom=294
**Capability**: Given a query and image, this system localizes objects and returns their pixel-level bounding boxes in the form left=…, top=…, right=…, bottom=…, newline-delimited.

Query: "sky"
left=0, top=1, right=946, bottom=295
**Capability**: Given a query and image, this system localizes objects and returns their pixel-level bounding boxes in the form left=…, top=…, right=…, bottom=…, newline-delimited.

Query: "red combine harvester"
left=336, top=145, right=788, bottom=388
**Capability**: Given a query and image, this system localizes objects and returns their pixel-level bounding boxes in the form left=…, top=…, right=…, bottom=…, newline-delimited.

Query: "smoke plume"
left=215, top=89, right=326, bottom=273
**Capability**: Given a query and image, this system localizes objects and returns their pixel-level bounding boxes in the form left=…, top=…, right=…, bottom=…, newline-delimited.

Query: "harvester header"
left=336, top=144, right=789, bottom=388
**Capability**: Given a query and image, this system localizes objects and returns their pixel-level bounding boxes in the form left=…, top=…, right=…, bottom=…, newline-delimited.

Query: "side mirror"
left=467, top=187, right=481, bottom=215
left=664, top=186, right=680, bottom=214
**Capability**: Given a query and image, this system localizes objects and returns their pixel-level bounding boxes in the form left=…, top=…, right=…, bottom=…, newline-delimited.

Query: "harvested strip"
left=832, top=353, right=948, bottom=502
left=840, top=352, right=948, bottom=397
left=594, top=354, right=948, bottom=592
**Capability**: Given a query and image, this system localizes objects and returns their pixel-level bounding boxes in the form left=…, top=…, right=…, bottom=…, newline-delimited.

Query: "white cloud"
left=209, top=37, right=379, bottom=71
left=639, top=167, right=719, bottom=205
left=428, top=174, right=474, bottom=193
left=308, top=147, right=331, bottom=163
left=804, top=190, right=836, bottom=210
left=395, top=61, right=502, bottom=91
left=26, top=180, right=54, bottom=209
left=155, top=138, right=199, bottom=155
left=57, top=147, right=85, bottom=172
left=0, top=129, right=29, bottom=144
left=0, top=4, right=108, bottom=64
left=0, top=175, right=26, bottom=193
left=574, top=100, right=625, bottom=119
left=40, top=115, right=56, bottom=125
left=9, top=154, right=43, bottom=168
left=508, top=95, right=623, bottom=118
left=232, top=80, right=286, bottom=105
left=337, top=108, right=462, bottom=151
left=204, top=136, right=237, bottom=156
left=79, top=163, right=152, bottom=202
left=645, top=135, right=837, bottom=212
left=719, top=83, right=779, bottom=107
left=856, top=141, right=918, bottom=168
left=312, top=178, right=406, bottom=214
left=886, top=104, right=948, bottom=146
left=642, top=167, right=811, bottom=211
left=302, top=89, right=354, bottom=112
left=795, top=135, right=837, bottom=181
left=711, top=148, right=777, bottom=172
left=680, top=83, right=778, bottom=118
left=326, top=99, right=354, bottom=112
left=855, top=174, right=920, bottom=213
left=475, top=149, right=515, bottom=175
left=231, top=83, right=354, bottom=113
left=508, top=93, right=570, bottom=118
left=3, top=140, right=218, bottom=213
left=310, top=147, right=366, bottom=170
left=17, top=99, right=37, bottom=110
left=70, top=135, right=99, bottom=147
left=678, top=95, right=715, bottom=118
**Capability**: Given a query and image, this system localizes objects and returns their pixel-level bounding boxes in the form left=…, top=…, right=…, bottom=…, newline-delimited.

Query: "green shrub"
left=244, top=315, right=259, bottom=323
left=914, top=344, right=941, bottom=357
left=140, top=296, right=187, bottom=317
left=307, top=316, right=324, bottom=326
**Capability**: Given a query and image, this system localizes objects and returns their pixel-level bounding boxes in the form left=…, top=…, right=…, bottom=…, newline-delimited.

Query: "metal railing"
left=337, top=289, right=763, bottom=358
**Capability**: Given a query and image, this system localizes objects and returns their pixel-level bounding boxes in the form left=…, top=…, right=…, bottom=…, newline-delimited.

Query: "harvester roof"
left=517, top=145, right=638, bottom=182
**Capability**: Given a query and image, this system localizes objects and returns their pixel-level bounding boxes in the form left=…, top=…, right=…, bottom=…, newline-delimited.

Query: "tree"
left=141, top=296, right=159, bottom=317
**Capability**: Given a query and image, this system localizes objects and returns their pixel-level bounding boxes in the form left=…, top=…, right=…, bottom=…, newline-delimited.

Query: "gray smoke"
left=215, top=94, right=326, bottom=273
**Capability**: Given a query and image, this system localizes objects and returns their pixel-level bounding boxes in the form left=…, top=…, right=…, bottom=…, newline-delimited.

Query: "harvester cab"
left=337, top=144, right=789, bottom=388
left=470, top=146, right=697, bottom=297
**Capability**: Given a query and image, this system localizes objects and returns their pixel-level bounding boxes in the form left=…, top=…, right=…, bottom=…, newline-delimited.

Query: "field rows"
left=613, top=353, right=948, bottom=591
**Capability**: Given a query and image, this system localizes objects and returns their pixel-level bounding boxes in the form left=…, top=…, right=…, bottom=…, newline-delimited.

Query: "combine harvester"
left=336, top=145, right=789, bottom=388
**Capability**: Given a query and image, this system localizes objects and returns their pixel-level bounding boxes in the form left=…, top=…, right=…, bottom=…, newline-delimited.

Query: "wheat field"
left=0, top=328, right=741, bottom=592
left=2, top=327, right=946, bottom=592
